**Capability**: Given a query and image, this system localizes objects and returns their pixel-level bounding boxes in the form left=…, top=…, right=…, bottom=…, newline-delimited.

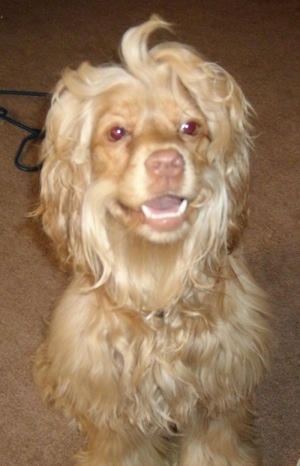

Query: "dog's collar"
left=143, top=309, right=165, bottom=320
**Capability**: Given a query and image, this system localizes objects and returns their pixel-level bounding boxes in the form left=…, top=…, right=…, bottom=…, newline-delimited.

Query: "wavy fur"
left=34, top=16, right=271, bottom=466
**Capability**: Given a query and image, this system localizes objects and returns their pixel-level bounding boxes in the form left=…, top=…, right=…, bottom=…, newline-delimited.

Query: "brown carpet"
left=0, top=1, right=299, bottom=465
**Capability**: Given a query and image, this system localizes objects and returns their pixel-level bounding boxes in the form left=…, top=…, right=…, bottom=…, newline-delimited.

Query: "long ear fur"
left=36, top=75, right=93, bottom=268
left=204, top=62, right=252, bottom=253
left=195, top=61, right=252, bottom=253
left=36, top=62, right=134, bottom=274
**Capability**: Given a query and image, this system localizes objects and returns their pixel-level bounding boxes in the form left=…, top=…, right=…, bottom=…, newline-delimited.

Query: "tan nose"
left=145, top=150, right=184, bottom=178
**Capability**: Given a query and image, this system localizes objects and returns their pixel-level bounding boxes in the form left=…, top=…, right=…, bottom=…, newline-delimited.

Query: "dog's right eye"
left=108, top=126, right=127, bottom=142
left=179, top=121, right=199, bottom=136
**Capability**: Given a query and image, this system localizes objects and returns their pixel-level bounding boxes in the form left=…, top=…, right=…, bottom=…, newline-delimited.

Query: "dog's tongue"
left=140, top=196, right=188, bottom=231
left=143, top=196, right=182, bottom=213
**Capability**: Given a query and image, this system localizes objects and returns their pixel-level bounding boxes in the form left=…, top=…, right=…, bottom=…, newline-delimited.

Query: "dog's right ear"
left=36, top=69, right=95, bottom=268
left=35, top=62, right=132, bottom=280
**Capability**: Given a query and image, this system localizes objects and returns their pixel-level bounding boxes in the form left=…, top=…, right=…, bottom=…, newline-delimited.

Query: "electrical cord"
left=0, top=90, right=51, bottom=172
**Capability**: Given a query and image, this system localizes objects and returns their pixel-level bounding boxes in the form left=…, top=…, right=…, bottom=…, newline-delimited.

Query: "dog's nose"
left=145, top=150, right=184, bottom=178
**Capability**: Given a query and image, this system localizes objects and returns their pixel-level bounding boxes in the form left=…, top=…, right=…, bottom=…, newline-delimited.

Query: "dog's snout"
left=145, top=150, right=184, bottom=178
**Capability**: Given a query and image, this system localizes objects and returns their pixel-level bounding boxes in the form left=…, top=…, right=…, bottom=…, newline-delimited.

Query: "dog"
left=34, top=16, right=271, bottom=466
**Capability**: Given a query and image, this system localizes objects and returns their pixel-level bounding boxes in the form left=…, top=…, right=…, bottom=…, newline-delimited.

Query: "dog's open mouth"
left=140, top=195, right=188, bottom=230
left=119, top=195, right=189, bottom=231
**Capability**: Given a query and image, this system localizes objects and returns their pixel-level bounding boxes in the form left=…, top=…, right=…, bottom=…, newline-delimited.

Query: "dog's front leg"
left=74, top=423, right=175, bottom=466
left=179, top=407, right=261, bottom=466
left=33, top=283, right=176, bottom=466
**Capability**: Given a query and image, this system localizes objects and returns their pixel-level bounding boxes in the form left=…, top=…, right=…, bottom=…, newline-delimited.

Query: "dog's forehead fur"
left=91, top=80, right=206, bottom=139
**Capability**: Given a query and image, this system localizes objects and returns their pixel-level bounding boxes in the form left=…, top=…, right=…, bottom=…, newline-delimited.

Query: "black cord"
left=0, top=90, right=51, bottom=97
left=0, top=90, right=51, bottom=172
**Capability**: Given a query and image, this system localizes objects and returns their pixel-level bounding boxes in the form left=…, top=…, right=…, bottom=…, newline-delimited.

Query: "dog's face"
left=90, top=79, right=210, bottom=243
left=38, top=16, right=251, bottom=279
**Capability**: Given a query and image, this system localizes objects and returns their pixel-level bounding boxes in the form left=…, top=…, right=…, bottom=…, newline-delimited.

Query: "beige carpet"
left=0, top=1, right=299, bottom=465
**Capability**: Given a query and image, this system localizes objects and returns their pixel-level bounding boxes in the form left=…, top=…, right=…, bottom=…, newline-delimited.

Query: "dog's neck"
left=101, top=224, right=219, bottom=313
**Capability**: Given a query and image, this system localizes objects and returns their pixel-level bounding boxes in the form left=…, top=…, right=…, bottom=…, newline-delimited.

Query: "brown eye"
left=109, top=126, right=127, bottom=141
left=179, top=121, right=199, bottom=136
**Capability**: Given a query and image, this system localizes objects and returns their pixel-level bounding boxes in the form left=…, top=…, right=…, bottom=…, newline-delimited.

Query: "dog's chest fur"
left=101, top=307, right=205, bottom=430
left=82, top=286, right=228, bottom=432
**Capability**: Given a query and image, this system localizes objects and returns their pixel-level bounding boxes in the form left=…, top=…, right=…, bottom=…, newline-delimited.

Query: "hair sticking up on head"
left=120, top=15, right=173, bottom=78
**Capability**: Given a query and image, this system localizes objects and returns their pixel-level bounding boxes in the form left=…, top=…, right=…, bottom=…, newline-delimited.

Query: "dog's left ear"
left=197, top=64, right=252, bottom=253
left=221, top=74, right=252, bottom=254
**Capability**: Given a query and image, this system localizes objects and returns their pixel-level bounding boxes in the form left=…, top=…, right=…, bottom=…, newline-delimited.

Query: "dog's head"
left=38, top=16, right=252, bottom=283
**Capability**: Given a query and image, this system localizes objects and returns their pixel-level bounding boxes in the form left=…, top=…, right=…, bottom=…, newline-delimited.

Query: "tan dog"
left=34, top=16, right=271, bottom=466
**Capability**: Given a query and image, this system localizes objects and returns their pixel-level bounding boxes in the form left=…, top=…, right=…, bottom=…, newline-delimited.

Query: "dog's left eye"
left=108, top=126, right=127, bottom=141
left=179, top=121, right=199, bottom=136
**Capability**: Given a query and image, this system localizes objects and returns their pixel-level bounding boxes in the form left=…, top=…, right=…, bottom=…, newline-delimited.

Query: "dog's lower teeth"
left=141, top=199, right=188, bottom=219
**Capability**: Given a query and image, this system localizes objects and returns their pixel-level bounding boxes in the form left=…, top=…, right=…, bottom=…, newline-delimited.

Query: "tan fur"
left=34, top=16, right=271, bottom=465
